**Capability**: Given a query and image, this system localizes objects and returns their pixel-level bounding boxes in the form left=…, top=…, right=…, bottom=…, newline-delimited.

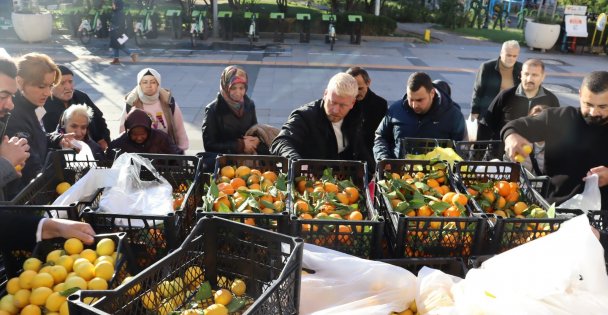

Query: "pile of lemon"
left=0, top=238, right=118, bottom=315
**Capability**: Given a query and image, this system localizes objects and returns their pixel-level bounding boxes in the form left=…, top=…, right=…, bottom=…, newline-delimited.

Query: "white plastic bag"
left=559, top=173, right=601, bottom=212
left=300, top=244, right=417, bottom=315
left=452, top=214, right=608, bottom=314
left=465, top=115, right=478, bottom=141
left=98, top=153, right=173, bottom=217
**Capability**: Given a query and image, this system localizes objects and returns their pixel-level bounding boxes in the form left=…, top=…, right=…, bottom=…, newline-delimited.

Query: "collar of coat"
left=125, top=87, right=172, bottom=106
left=515, top=84, right=547, bottom=99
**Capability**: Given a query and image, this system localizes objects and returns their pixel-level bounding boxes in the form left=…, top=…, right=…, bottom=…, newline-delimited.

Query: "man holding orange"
left=502, top=71, right=608, bottom=208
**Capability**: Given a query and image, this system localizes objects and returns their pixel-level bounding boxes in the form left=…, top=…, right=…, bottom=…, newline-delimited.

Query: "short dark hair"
left=582, top=71, right=608, bottom=94
left=523, top=58, right=545, bottom=72
left=345, top=67, right=370, bottom=84
left=0, top=57, right=17, bottom=78
left=407, top=72, right=433, bottom=92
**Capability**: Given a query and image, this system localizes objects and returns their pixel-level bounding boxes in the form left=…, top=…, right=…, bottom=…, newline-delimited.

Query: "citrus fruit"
left=79, top=249, right=97, bottom=263
left=59, top=301, right=69, bottom=315
left=142, top=291, right=161, bottom=310
left=6, top=277, right=20, bottom=295
left=88, top=277, right=108, bottom=290
left=45, top=292, right=67, bottom=312
left=19, top=270, right=38, bottom=289
left=23, top=258, right=42, bottom=272
left=96, top=238, right=115, bottom=256
left=64, top=276, right=87, bottom=290
left=205, top=303, right=229, bottom=315
left=48, top=265, right=68, bottom=284
left=46, top=250, right=64, bottom=264
left=0, top=295, right=18, bottom=314
left=29, top=287, right=53, bottom=306
left=230, top=279, right=246, bottom=296
left=94, top=261, right=114, bottom=281
left=13, top=289, right=31, bottom=308
left=121, top=276, right=141, bottom=296
left=213, top=289, right=232, bottom=305
left=64, top=238, right=84, bottom=255
left=523, top=144, right=533, bottom=155
left=20, top=304, right=41, bottom=315
left=55, top=255, right=74, bottom=273
left=56, top=182, right=71, bottom=195
left=31, top=272, right=54, bottom=289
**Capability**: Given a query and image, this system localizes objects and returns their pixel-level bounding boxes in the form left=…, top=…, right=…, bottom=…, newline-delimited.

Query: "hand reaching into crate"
left=41, top=218, right=96, bottom=245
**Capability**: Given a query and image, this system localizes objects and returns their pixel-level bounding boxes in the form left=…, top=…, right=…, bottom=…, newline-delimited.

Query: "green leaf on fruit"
left=195, top=281, right=212, bottom=300
left=227, top=297, right=248, bottom=312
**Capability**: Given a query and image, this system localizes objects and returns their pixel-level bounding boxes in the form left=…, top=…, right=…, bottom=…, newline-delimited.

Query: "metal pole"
left=374, top=0, right=380, bottom=16
left=212, top=0, right=219, bottom=38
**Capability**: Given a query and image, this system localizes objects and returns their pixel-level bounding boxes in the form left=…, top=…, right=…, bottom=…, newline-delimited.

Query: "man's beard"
left=583, top=114, right=608, bottom=126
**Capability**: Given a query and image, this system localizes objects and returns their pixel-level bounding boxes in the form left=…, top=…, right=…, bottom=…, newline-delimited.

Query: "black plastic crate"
left=1, top=232, right=136, bottom=289
left=453, top=161, right=579, bottom=254
left=0, top=150, right=113, bottom=219
left=375, top=159, right=487, bottom=259
left=522, top=168, right=551, bottom=198
left=80, top=154, right=198, bottom=269
left=398, top=137, right=455, bottom=158
left=380, top=257, right=468, bottom=278
left=454, top=140, right=502, bottom=161
left=289, top=159, right=384, bottom=259
left=68, top=216, right=304, bottom=315
left=192, top=154, right=291, bottom=234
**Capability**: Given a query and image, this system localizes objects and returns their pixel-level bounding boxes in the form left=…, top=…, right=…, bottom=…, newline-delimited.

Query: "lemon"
left=83, top=297, right=98, bottom=304
left=65, top=272, right=77, bottom=280
left=55, top=182, right=71, bottom=195
left=0, top=295, right=18, bottom=314
left=95, top=255, right=114, bottom=266
left=59, top=301, right=69, bottom=315
left=46, top=249, right=64, bottom=264
left=523, top=144, right=533, bottom=155
left=74, top=261, right=95, bottom=281
left=39, top=266, right=52, bottom=275
left=213, top=289, right=232, bottom=306
left=88, top=277, right=108, bottom=290
left=230, top=279, right=246, bottom=296
left=96, top=238, right=115, bottom=256
left=49, top=265, right=67, bottom=284
left=72, top=257, right=89, bottom=271
left=141, top=291, right=160, bottom=310
left=55, top=255, right=74, bottom=273
left=13, top=289, right=31, bottom=308
left=19, top=270, right=38, bottom=290
left=29, top=287, right=53, bottom=306
left=157, top=280, right=174, bottom=298
left=121, top=276, right=141, bottom=296
left=64, top=276, right=87, bottom=291
left=205, top=304, right=229, bottom=315
left=64, top=238, right=84, bottom=255
left=6, top=277, right=20, bottom=295
left=94, top=261, right=114, bottom=281
left=45, top=292, right=67, bottom=312
left=157, top=301, right=174, bottom=315
left=23, top=258, right=42, bottom=272
left=79, top=249, right=97, bottom=263
left=514, top=154, right=525, bottom=163
left=20, top=304, right=41, bottom=315
left=53, top=283, right=65, bottom=293
left=31, top=272, right=54, bottom=289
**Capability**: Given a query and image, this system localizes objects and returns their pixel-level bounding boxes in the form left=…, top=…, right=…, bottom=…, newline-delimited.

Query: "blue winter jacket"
left=373, top=87, right=465, bottom=161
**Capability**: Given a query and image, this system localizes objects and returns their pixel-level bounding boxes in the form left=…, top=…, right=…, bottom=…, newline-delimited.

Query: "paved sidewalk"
left=1, top=25, right=605, bottom=155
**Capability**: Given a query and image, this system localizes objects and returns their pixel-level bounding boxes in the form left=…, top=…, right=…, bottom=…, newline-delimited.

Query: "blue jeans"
left=113, top=46, right=132, bottom=58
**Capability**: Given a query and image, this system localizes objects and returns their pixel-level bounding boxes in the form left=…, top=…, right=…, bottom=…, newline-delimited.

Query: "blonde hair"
left=63, top=104, right=93, bottom=125
left=326, top=73, right=358, bottom=99
left=16, top=53, right=60, bottom=87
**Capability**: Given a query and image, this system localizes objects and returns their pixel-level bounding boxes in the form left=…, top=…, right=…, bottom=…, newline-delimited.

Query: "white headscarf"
left=136, top=68, right=161, bottom=104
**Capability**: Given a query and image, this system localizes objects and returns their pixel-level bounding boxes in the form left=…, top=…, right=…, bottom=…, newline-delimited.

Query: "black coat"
left=6, top=92, right=62, bottom=196
left=501, top=106, right=608, bottom=208
left=0, top=213, right=41, bottom=252
left=43, top=90, right=111, bottom=144
left=471, top=57, right=522, bottom=117
left=270, top=99, right=374, bottom=170
left=109, top=0, right=126, bottom=49
left=201, top=94, right=257, bottom=154
left=478, top=84, right=560, bottom=141
left=350, top=89, right=387, bottom=159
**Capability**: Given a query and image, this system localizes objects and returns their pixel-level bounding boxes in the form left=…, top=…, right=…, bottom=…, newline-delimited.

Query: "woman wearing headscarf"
left=119, top=68, right=189, bottom=153
left=201, top=65, right=259, bottom=154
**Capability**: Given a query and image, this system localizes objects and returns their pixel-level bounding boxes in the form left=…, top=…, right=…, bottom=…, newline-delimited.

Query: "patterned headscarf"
left=219, top=65, right=248, bottom=111
left=136, top=68, right=161, bottom=104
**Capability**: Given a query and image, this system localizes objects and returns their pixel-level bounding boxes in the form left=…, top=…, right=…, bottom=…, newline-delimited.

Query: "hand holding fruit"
left=0, top=136, right=29, bottom=174
left=504, top=133, right=532, bottom=163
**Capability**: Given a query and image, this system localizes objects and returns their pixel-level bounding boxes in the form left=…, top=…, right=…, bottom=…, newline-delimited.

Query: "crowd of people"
left=0, top=38, right=607, bottom=247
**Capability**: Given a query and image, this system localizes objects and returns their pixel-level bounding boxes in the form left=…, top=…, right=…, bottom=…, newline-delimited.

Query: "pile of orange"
left=466, top=180, right=530, bottom=218
left=378, top=161, right=469, bottom=219
left=172, top=182, right=190, bottom=211
left=202, top=165, right=287, bottom=225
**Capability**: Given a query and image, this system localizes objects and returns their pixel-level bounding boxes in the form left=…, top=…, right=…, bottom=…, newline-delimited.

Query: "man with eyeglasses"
left=271, top=73, right=374, bottom=169
left=0, top=56, right=30, bottom=201
left=374, top=72, right=466, bottom=161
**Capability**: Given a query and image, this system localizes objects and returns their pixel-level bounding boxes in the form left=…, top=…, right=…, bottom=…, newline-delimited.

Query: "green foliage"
left=448, top=26, right=524, bottom=43
left=435, top=0, right=465, bottom=29
left=383, top=0, right=433, bottom=22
